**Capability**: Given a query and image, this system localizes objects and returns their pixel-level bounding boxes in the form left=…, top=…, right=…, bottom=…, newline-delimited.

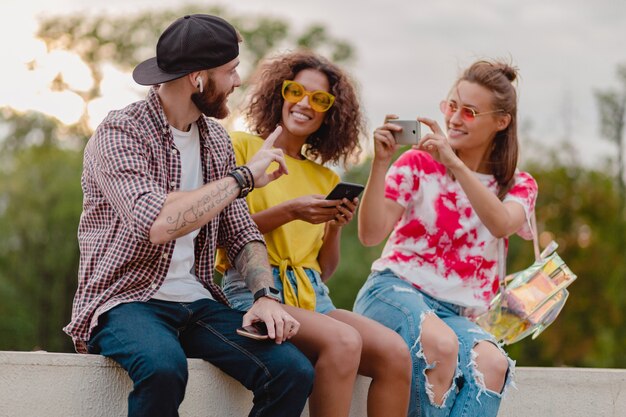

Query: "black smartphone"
left=325, top=182, right=365, bottom=202
left=236, top=322, right=269, bottom=340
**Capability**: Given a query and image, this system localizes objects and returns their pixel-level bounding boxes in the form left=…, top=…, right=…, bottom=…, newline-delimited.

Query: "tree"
left=36, top=5, right=354, bottom=136
left=505, top=158, right=626, bottom=368
left=0, top=116, right=83, bottom=351
left=594, top=64, right=626, bottom=204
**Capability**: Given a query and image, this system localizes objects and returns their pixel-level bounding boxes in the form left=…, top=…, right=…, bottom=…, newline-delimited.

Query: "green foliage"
left=0, top=127, right=84, bottom=352
left=594, top=63, right=626, bottom=199
left=37, top=6, right=353, bottom=75
left=36, top=5, right=354, bottom=135
left=595, top=64, right=626, bottom=146
left=505, top=161, right=626, bottom=368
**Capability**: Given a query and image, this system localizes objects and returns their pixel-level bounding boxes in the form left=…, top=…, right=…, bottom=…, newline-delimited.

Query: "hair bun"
left=494, top=63, right=518, bottom=82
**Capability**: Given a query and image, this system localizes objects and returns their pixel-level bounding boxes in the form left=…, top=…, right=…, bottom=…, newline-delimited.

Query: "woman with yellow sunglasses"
left=216, top=50, right=411, bottom=417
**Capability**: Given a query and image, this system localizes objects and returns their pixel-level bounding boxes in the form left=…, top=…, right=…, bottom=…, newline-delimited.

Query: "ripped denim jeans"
left=354, top=269, right=515, bottom=417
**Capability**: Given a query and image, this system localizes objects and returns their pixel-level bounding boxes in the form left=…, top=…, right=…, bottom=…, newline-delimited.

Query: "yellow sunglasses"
left=281, top=80, right=336, bottom=113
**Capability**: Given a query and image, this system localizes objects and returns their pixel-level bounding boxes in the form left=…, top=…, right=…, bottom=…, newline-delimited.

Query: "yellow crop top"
left=216, top=131, right=340, bottom=310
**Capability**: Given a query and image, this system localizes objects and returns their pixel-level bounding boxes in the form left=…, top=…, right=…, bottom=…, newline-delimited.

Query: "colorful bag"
left=475, top=214, right=577, bottom=345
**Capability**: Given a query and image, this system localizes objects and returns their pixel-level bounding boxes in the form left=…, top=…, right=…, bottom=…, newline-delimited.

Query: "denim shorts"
left=222, top=266, right=336, bottom=314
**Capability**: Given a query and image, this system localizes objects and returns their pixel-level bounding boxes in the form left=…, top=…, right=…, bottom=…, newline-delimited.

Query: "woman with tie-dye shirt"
left=355, top=60, right=537, bottom=417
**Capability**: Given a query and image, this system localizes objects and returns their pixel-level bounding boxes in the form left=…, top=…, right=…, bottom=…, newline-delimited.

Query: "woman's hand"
left=372, top=114, right=403, bottom=165
left=416, top=117, right=462, bottom=169
left=289, top=194, right=341, bottom=224
left=318, top=197, right=358, bottom=281
left=250, top=193, right=346, bottom=234
left=328, top=197, right=358, bottom=228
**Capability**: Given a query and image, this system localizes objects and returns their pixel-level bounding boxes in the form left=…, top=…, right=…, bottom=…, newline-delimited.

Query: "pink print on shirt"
left=371, top=150, right=537, bottom=312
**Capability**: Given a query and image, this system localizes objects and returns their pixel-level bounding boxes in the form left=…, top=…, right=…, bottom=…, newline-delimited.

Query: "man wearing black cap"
left=64, top=14, right=314, bottom=417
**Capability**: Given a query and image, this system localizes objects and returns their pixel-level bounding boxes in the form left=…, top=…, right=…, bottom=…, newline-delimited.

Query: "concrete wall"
left=1, top=351, right=625, bottom=417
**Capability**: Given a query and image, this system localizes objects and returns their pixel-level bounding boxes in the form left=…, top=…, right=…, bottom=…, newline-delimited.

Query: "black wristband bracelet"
left=237, top=166, right=254, bottom=195
left=241, top=165, right=255, bottom=190
left=227, top=169, right=245, bottom=197
left=227, top=167, right=252, bottom=198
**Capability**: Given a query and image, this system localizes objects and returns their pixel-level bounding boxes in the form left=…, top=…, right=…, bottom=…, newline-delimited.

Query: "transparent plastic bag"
left=475, top=220, right=577, bottom=345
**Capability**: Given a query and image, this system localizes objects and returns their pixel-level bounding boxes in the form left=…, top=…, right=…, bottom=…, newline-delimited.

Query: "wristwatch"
left=253, top=287, right=282, bottom=303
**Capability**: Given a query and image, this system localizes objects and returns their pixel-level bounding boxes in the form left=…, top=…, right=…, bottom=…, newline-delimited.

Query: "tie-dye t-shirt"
left=371, top=150, right=538, bottom=312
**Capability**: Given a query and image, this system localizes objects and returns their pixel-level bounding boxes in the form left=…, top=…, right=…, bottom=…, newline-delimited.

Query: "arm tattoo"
left=166, top=180, right=238, bottom=234
left=234, top=241, right=274, bottom=292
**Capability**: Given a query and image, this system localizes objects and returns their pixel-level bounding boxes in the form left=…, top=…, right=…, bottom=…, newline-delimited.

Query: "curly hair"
left=243, top=50, right=364, bottom=166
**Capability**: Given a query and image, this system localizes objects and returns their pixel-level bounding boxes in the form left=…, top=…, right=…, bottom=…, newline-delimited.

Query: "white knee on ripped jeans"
left=469, top=341, right=516, bottom=403
left=414, top=311, right=461, bottom=408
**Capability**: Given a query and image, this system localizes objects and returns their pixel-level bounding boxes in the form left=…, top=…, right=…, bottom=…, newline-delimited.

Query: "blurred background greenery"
left=0, top=5, right=624, bottom=368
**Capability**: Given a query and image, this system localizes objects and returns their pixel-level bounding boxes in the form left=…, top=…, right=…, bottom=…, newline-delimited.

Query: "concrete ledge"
left=1, top=351, right=624, bottom=417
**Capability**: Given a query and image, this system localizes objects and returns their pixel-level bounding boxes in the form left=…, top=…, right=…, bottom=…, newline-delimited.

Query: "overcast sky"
left=2, top=0, right=625, bottom=168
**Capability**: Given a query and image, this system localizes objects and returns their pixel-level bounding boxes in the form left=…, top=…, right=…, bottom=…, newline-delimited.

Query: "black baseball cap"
left=132, top=14, right=239, bottom=86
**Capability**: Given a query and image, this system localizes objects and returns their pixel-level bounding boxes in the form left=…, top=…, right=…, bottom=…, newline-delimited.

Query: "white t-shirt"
left=152, top=122, right=214, bottom=302
left=372, top=150, right=538, bottom=313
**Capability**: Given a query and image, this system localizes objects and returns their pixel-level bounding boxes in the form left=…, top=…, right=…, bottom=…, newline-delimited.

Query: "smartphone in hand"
left=236, top=322, right=269, bottom=340
left=325, top=182, right=365, bottom=202
left=389, top=120, right=421, bottom=145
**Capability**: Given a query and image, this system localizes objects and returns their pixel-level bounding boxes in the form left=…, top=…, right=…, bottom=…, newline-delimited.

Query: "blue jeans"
left=88, top=298, right=314, bottom=417
left=354, top=270, right=514, bottom=417
left=223, top=267, right=336, bottom=314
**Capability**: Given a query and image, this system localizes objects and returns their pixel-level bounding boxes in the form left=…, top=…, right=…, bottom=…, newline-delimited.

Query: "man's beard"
left=191, top=76, right=230, bottom=119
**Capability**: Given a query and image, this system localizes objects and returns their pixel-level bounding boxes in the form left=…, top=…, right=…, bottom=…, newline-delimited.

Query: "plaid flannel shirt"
left=64, top=87, right=263, bottom=353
